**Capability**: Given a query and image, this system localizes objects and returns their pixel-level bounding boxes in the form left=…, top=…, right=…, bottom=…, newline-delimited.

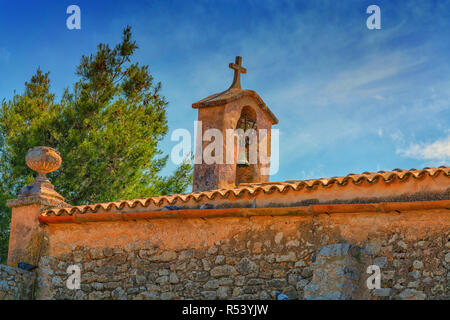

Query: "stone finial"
left=7, top=146, right=69, bottom=208
left=25, top=146, right=62, bottom=175
left=20, top=146, right=64, bottom=200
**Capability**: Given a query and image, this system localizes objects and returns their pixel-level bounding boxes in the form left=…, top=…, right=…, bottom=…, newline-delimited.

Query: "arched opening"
left=235, top=106, right=257, bottom=185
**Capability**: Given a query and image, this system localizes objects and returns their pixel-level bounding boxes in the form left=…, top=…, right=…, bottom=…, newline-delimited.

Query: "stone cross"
left=229, top=56, right=247, bottom=89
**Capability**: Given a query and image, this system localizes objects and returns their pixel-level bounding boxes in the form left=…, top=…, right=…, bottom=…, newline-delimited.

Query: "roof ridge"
left=41, top=166, right=450, bottom=216
left=192, top=88, right=278, bottom=124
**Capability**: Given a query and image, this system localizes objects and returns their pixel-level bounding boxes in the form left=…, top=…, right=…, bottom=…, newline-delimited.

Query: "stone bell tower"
left=192, top=56, right=278, bottom=192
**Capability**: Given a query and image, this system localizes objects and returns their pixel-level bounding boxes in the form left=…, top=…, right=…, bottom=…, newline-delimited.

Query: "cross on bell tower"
left=229, top=56, right=247, bottom=89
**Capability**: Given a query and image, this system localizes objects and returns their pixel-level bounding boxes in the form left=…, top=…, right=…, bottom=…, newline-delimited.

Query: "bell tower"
left=192, top=56, right=278, bottom=192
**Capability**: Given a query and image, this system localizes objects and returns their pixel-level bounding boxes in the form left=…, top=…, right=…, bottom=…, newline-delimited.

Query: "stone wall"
left=0, top=264, right=36, bottom=300
left=34, top=210, right=450, bottom=300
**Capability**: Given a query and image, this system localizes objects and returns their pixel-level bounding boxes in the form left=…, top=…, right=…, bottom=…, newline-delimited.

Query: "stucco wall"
left=35, top=209, right=450, bottom=300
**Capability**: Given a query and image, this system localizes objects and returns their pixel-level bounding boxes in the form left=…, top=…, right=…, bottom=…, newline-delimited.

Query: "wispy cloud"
left=377, top=128, right=383, bottom=137
left=320, top=50, right=427, bottom=105
left=397, top=136, right=450, bottom=164
left=298, top=167, right=326, bottom=180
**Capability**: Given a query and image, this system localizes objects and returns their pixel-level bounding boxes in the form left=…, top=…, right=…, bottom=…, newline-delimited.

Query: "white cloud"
left=319, top=50, right=427, bottom=105
left=377, top=128, right=383, bottom=137
left=390, top=130, right=405, bottom=144
left=397, top=136, right=450, bottom=163
left=299, top=166, right=326, bottom=180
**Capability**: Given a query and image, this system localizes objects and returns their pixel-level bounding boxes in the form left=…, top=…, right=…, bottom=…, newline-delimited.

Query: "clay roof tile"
left=41, top=166, right=450, bottom=216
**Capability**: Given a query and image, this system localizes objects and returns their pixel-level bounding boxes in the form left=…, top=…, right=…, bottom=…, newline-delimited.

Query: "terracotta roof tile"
left=41, top=167, right=450, bottom=216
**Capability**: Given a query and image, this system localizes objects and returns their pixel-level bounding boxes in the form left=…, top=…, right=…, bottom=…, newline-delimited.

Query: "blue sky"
left=0, top=0, right=449, bottom=184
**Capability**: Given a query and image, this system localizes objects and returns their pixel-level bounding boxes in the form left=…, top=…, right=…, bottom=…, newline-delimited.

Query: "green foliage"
left=0, top=26, right=192, bottom=263
left=0, top=192, right=11, bottom=264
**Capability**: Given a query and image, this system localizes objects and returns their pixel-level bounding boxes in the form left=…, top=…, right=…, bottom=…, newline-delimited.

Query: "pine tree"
left=0, top=27, right=192, bottom=263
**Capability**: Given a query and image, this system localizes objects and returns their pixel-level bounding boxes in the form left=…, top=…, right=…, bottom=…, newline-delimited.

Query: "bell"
left=238, top=151, right=249, bottom=166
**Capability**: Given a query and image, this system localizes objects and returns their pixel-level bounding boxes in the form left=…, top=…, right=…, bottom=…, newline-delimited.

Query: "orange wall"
left=44, top=208, right=449, bottom=258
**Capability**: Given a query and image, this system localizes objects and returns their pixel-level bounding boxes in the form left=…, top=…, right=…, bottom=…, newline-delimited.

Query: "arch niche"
left=235, top=105, right=258, bottom=185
